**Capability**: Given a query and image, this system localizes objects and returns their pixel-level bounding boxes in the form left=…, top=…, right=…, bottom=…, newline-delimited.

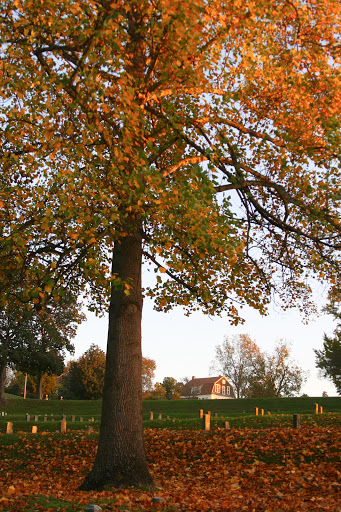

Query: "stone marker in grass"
left=293, top=414, right=301, bottom=429
left=204, top=414, right=210, bottom=431
left=85, top=505, right=102, bottom=512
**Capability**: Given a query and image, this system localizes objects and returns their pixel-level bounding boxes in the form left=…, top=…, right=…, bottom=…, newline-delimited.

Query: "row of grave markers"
left=2, top=404, right=326, bottom=434
left=24, top=414, right=96, bottom=422
left=1, top=403, right=326, bottom=421
left=5, top=420, right=95, bottom=434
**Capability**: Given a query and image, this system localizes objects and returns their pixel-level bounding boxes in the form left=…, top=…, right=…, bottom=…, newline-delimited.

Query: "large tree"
left=210, top=334, right=263, bottom=398
left=246, top=340, right=306, bottom=398
left=1, top=0, right=341, bottom=490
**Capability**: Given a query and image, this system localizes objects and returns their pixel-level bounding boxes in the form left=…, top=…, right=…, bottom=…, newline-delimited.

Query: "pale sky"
left=72, top=269, right=338, bottom=397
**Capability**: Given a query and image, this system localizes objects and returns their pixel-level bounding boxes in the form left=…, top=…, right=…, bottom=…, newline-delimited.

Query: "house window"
left=214, top=384, right=221, bottom=393
left=222, top=386, right=225, bottom=395
left=226, top=386, right=230, bottom=395
left=222, top=380, right=226, bottom=385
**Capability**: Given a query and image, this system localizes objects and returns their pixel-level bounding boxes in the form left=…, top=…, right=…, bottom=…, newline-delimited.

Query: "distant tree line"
left=6, top=344, right=158, bottom=401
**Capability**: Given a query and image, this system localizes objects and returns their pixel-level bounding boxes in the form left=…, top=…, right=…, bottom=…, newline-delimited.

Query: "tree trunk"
left=37, top=373, right=43, bottom=400
left=79, top=228, right=153, bottom=490
left=0, top=360, right=7, bottom=405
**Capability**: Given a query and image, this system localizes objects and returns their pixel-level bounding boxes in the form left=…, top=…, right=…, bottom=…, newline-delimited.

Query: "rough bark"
left=0, top=360, right=6, bottom=405
left=79, top=227, right=153, bottom=490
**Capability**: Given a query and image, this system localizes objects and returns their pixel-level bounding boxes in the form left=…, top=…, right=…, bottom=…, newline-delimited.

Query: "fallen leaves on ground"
left=0, top=426, right=340, bottom=511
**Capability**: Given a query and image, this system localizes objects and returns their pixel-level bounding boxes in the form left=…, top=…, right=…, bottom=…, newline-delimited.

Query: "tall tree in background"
left=1, top=0, right=341, bottom=489
left=210, top=334, right=263, bottom=398
left=161, top=376, right=182, bottom=400
left=60, top=344, right=106, bottom=400
left=315, top=303, right=341, bottom=394
left=246, top=340, right=306, bottom=398
left=142, top=357, right=156, bottom=398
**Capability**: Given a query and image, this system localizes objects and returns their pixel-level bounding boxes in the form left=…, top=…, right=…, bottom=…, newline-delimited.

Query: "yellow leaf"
left=7, top=486, right=15, bottom=496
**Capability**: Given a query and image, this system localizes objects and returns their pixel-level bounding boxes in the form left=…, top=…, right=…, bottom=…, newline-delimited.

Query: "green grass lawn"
left=0, top=395, right=340, bottom=434
left=2, top=394, right=341, bottom=416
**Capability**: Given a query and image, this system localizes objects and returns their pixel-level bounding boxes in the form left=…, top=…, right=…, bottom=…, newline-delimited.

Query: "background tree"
left=2, top=0, right=341, bottom=489
left=210, top=334, right=263, bottom=398
left=59, top=344, right=106, bottom=400
left=259, top=340, right=306, bottom=398
left=0, top=293, right=84, bottom=402
left=315, top=303, right=341, bottom=394
left=142, top=357, right=156, bottom=399
left=161, top=377, right=182, bottom=400
left=245, top=340, right=306, bottom=398
left=146, top=382, right=167, bottom=400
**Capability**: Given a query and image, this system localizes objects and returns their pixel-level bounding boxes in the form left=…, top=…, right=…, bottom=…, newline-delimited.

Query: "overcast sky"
left=71, top=267, right=338, bottom=398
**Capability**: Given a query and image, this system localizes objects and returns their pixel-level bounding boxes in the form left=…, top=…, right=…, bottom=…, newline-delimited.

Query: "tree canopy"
left=1, top=0, right=341, bottom=319
left=1, top=0, right=341, bottom=489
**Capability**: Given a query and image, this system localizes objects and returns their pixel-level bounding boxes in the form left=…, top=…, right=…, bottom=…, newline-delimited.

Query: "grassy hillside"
left=1, top=394, right=340, bottom=418
left=0, top=395, right=340, bottom=434
left=143, top=396, right=341, bottom=415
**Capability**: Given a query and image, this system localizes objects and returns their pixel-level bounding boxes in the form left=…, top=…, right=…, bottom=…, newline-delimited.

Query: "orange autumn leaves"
left=0, top=426, right=340, bottom=511
left=2, top=0, right=341, bottom=323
